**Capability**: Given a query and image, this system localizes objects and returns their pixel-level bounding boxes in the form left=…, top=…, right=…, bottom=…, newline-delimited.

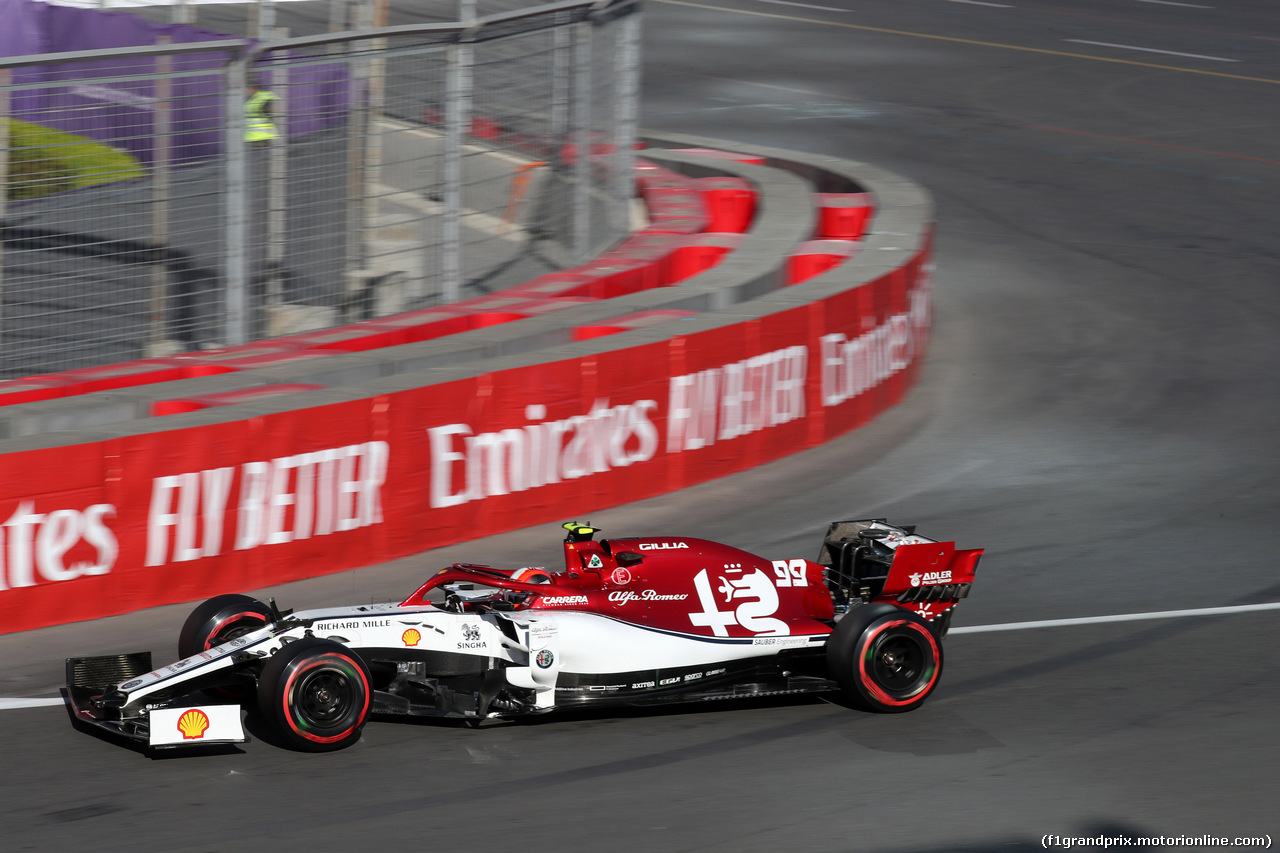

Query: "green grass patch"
left=4, top=118, right=146, bottom=202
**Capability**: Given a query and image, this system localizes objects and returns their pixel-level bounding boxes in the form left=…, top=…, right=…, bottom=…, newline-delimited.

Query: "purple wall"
left=0, top=0, right=49, bottom=57
left=3, top=0, right=349, bottom=166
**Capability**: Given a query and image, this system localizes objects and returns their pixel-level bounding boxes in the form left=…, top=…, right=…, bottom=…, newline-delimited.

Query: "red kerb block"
left=163, top=342, right=333, bottom=372
left=633, top=160, right=686, bottom=190
left=570, top=258, right=664, bottom=298
left=350, top=309, right=474, bottom=345
left=33, top=358, right=235, bottom=397
left=667, top=147, right=767, bottom=165
left=152, top=383, right=327, bottom=417
left=0, top=376, right=73, bottom=407
left=597, top=233, right=683, bottom=285
left=637, top=175, right=693, bottom=194
left=695, top=177, right=757, bottom=233
left=272, top=321, right=414, bottom=353
left=456, top=294, right=597, bottom=327
left=787, top=240, right=859, bottom=285
left=668, top=232, right=744, bottom=283
left=815, top=193, right=875, bottom=239
left=572, top=309, right=697, bottom=341
left=506, top=273, right=598, bottom=298
left=642, top=215, right=708, bottom=235
left=470, top=116, right=503, bottom=139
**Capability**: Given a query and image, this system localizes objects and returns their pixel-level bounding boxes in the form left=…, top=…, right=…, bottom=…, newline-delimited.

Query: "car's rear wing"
left=817, top=519, right=982, bottom=623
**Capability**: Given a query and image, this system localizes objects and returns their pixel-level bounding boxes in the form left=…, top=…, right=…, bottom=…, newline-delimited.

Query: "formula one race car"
left=67, top=520, right=982, bottom=752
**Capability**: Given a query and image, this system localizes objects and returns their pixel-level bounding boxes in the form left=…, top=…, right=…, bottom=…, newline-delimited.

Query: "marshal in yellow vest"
left=244, top=89, right=279, bottom=142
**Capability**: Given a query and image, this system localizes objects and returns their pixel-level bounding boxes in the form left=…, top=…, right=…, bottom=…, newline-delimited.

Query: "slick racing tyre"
left=827, top=603, right=943, bottom=713
left=179, top=594, right=274, bottom=659
left=179, top=594, right=275, bottom=700
left=258, top=638, right=372, bottom=752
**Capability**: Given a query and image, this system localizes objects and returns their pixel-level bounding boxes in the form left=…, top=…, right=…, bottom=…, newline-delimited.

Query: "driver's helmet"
left=512, top=567, right=553, bottom=585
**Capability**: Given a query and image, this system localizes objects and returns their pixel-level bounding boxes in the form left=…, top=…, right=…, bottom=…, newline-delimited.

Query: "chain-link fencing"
left=0, top=0, right=639, bottom=378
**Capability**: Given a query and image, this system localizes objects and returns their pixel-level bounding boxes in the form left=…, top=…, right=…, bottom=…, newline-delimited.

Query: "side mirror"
left=615, top=552, right=643, bottom=567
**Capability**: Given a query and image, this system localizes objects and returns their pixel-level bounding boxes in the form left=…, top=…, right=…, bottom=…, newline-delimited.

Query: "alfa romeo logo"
left=535, top=649, right=555, bottom=669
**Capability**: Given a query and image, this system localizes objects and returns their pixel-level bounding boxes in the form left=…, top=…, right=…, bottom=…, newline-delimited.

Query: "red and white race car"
left=67, top=520, right=982, bottom=752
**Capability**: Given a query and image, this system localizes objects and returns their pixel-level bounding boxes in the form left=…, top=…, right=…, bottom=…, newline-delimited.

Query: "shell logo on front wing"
left=402, top=628, right=421, bottom=647
left=177, top=709, right=210, bottom=740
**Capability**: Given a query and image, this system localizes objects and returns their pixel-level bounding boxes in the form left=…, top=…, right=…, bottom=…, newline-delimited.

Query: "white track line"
left=1136, top=0, right=1213, bottom=9
left=0, top=698, right=65, bottom=710
left=1065, top=39, right=1238, bottom=62
left=752, top=0, right=850, bottom=11
left=946, top=0, right=1014, bottom=8
left=951, top=601, right=1280, bottom=634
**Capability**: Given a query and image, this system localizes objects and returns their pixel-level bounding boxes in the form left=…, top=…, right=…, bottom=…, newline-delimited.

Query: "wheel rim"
left=281, top=653, right=369, bottom=743
left=870, top=633, right=926, bottom=691
left=295, top=666, right=356, bottom=728
left=858, top=619, right=939, bottom=706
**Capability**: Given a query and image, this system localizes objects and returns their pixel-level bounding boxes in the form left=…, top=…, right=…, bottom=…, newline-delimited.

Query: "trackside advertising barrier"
left=0, top=234, right=931, bottom=634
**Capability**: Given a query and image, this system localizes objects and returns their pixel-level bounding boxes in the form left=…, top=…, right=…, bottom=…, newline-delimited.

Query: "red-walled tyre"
left=258, top=638, right=372, bottom=752
left=178, top=594, right=274, bottom=660
left=179, top=594, right=275, bottom=700
left=827, top=604, right=943, bottom=713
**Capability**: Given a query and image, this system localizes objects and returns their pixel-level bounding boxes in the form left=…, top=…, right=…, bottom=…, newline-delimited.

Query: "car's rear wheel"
left=827, top=603, right=942, bottom=712
left=258, top=638, right=371, bottom=752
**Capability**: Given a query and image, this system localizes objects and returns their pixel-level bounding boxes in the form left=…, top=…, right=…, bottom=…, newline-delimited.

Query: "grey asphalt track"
left=3, top=1, right=1279, bottom=850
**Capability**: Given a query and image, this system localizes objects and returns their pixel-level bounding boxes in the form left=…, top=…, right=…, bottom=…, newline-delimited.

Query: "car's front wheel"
left=258, top=638, right=372, bottom=752
left=827, top=603, right=943, bottom=712
left=178, top=593, right=274, bottom=659
left=178, top=594, right=275, bottom=699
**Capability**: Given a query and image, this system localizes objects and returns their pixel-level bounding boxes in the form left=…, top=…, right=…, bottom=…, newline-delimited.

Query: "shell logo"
left=402, top=628, right=422, bottom=647
left=177, top=709, right=210, bottom=740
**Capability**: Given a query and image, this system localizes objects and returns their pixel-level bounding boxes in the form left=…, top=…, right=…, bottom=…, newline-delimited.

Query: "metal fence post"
left=259, top=0, right=276, bottom=33
left=0, top=69, right=9, bottom=346
left=570, top=19, right=592, bottom=263
left=551, top=23, right=571, bottom=142
left=225, top=57, right=250, bottom=347
left=328, top=0, right=349, bottom=54
left=172, top=0, right=195, bottom=25
left=257, top=9, right=284, bottom=328
left=344, top=4, right=373, bottom=308
left=150, top=38, right=174, bottom=355
left=250, top=0, right=276, bottom=41
left=263, top=33, right=289, bottom=331
left=443, top=27, right=474, bottom=304
left=365, top=0, right=390, bottom=310
left=613, top=11, right=640, bottom=237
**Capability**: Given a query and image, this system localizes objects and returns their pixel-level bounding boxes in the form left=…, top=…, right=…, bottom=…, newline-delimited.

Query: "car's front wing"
left=66, top=652, right=247, bottom=748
